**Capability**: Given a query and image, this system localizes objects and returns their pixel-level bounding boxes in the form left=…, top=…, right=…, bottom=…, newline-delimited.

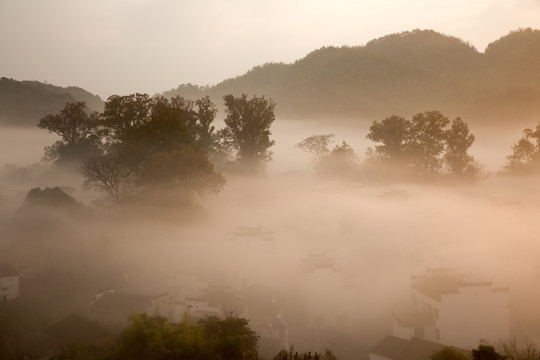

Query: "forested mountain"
left=164, top=29, right=540, bottom=123
left=0, top=77, right=104, bottom=126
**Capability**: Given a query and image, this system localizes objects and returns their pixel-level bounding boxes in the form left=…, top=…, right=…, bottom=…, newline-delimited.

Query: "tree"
left=408, top=111, right=450, bottom=174
left=431, top=347, right=471, bottom=360
left=195, top=96, right=219, bottom=153
left=472, top=344, right=504, bottom=360
left=38, top=101, right=102, bottom=163
left=221, top=94, right=276, bottom=173
left=138, top=148, right=226, bottom=196
left=497, top=338, right=540, bottom=360
left=82, top=93, right=225, bottom=205
left=444, top=117, right=479, bottom=178
left=201, top=314, right=259, bottom=360
left=365, top=111, right=479, bottom=180
left=317, top=141, right=358, bottom=177
left=81, top=155, right=135, bottom=203
left=504, top=123, right=540, bottom=173
left=24, top=187, right=79, bottom=208
left=100, top=94, right=194, bottom=168
left=366, top=115, right=411, bottom=160
left=296, top=134, right=335, bottom=159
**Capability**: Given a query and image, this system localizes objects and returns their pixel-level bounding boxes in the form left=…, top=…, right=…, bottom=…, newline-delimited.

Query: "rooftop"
left=371, top=335, right=452, bottom=360
left=412, top=272, right=492, bottom=301
left=90, top=292, right=151, bottom=314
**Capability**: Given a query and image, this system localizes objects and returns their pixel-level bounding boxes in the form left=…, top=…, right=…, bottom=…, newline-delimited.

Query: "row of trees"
left=52, top=313, right=259, bottom=360
left=38, top=94, right=276, bottom=204
left=297, top=111, right=479, bottom=180
left=39, top=97, right=540, bottom=205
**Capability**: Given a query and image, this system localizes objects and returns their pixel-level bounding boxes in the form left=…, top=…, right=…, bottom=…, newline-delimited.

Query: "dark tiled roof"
left=371, top=335, right=410, bottom=359
left=0, top=263, right=19, bottom=277
left=371, top=336, right=447, bottom=360
left=45, top=313, right=111, bottom=346
left=90, top=292, right=150, bottom=314
left=413, top=273, right=491, bottom=301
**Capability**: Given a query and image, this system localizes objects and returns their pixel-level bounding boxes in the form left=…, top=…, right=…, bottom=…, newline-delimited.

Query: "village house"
left=393, top=269, right=509, bottom=349
left=0, top=263, right=20, bottom=301
left=89, top=289, right=169, bottom=330
left=301, top=254, right=359, bottom=333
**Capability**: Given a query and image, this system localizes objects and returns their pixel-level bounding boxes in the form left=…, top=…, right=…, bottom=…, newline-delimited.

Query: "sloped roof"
left=0, top=263, right=19, bottom=277
left=90, top=292, right=151, bottom=314
left=370, top=335, right=410, bottom=359
left=370, top=336, right=447, bottom=360
left=44, top=313, right=111, bottom=346
left=413, top=273, right=491, bottom=301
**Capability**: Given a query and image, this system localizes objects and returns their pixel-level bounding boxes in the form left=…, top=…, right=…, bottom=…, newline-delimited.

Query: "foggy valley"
left=3, top=110, right=540, bottom=359
left=2, top=1, right=540, bottom=359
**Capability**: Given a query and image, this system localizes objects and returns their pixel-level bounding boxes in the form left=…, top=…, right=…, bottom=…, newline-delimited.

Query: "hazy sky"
left=1, top=0, right=539, bottom=99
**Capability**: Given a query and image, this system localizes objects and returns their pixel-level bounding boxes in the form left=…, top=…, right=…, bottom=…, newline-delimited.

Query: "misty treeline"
left=36, top=93, right=275, bottom=205
left=45, top=312, right=337, bottom=360
left=35, top=92, right=540, bottom=209
left=41, top=314, right=540, bottom=360
left=297, top=111, right=478, bottom=180
left=166, top=29, right=540, bottom=121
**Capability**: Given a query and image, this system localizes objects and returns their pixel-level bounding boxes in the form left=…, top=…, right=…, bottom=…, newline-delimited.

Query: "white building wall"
left=438, top=286, right=509, bottom=349
left=369, top=353, right=392, bottom=360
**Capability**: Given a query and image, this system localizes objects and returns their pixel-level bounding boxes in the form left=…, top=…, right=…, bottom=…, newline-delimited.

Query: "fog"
left=2, top=117, right=540, bottom=358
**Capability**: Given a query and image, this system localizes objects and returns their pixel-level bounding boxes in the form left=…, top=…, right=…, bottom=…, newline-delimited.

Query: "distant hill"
left=163, top=28, right=540, bottom=124
left=0, top=77, right=104, bottom=127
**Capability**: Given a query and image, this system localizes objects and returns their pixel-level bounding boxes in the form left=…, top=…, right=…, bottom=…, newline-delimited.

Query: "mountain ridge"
left=163, top=28, right=540, bottom=124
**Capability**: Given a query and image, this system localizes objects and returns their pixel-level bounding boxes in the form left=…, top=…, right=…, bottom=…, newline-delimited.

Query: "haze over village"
left=2, top=1, right=540, bottom=360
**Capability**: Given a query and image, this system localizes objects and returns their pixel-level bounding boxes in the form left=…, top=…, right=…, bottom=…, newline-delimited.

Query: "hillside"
left=0, top=77, right=104, bottom=127
left=163, top=28, right=540, bottom=124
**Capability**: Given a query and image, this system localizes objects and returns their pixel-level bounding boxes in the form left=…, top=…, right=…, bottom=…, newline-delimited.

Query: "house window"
left=436, top=329, right=440, bottom=341
left=414, top=327, right=425, bottom=338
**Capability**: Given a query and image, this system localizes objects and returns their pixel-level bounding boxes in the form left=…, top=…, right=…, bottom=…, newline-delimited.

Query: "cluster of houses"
left=87, top=226, right=288, bottom=358
left=371, top=268, right=511, bottom=360
left=5, top=227, right=540, bottom=360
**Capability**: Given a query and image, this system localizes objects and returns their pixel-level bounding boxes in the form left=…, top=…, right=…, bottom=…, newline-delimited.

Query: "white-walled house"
left=0, top=263, right=19, bottom=302
left=301, top=254, right=359, bottom=331
left=393, top=269, right=509, bottom=349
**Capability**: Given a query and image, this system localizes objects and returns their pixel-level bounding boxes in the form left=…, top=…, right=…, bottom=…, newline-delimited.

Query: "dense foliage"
left=365, top=111, right=479, bottom=180
left=504, top=122, right=540, bottom=174
left=51, top=313, right=259, bottom=360
left=38, top=93, right=276, bottom=204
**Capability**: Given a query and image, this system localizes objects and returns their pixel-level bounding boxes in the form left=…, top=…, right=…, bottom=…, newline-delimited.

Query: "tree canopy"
left=365, top=110, right=479, bottom=180
left=221, top=94, right=276, bottom=174
left=38, top=101, right=102, bottom=163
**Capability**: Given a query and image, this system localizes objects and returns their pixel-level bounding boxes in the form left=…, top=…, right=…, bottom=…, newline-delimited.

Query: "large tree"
left=366, top=115, right=411, bottom=160
left=408, top=110, right=450, bottom=174
left=79, top=93, right=225, bottom=204
left=366, top=110, right=478, bottom=179
left=81, top=155, right=135, bottom=203
left=138, top=148, right=226, bottom=195
left=296, top=134, right=335, bottom=159
left=38, top=101, right=102, bottom=163
left=444, top=118, right=479, bottom=178
left=221, top=94, right=276, bottom=173
left=504, top=123, right=540, bottom=173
